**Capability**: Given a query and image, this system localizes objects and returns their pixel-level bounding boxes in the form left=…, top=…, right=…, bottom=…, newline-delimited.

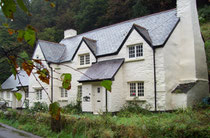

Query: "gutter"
left=48, top=63, right=53, bottom=103
left=153, top=48, right=157, bottom=111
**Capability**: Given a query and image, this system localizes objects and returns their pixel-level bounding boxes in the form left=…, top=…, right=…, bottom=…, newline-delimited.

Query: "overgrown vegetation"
left=0, top=104, right=209, bottom=138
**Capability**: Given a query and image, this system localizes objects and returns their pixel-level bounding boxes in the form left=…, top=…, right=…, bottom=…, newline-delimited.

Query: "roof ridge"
left=133, top=24, right=147, bottom=30
left=83, top=37, right=97, bottom=42
left=63, top=8, right=176, bottom=41
left=38, top=39, right=65, bottom=46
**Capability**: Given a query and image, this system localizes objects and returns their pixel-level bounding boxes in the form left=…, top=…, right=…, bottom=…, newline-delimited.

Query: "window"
left=130, top=82, right=144, bottom=97
left=61, top=88, right=68, bottom=98
left=36, top=89, right=42, bottom=100
left=80, top=54, right=90, bottom=65
left=77, top=86, right=82, bottom=100
left=128, top=44, right=143, bottom=58
left=6, top=92, right=10, bottom=99
left=25, top=88, right=29, bottom=98
left=25, top=91, right=29, bottom=98
left=0, top=92, right=4, bottom=98
left=97, top=88, right=100, bottom=93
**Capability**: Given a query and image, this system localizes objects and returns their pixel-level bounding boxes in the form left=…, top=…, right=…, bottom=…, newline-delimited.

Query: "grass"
left=0, top=105, right=209, bottom=138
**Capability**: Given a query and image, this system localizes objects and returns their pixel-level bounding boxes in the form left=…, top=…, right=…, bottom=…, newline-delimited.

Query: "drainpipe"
left=48, top=63, right=53, bottom=103
left=153, top=48, right=157, bottom=111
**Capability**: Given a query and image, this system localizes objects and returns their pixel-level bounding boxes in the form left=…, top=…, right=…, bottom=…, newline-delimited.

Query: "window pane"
left=129, top=46, right=135, bottom=58
left=80, top=55, right=84, bottom=65
left=65, top=89, right=68, bottom=97
left=138, top=82, right=144, bottom=96
left=78, top=86, right=82, bottom=100
left=85, top=54, right=90, bottom=64
left=61, top=88, right=64, bottom=97
left=7, top=92, right=10, bottom=98
left=130, top=83, right=136, bottom=96
left=136, top=45, right=143, bottom=57
left=25, top=92, right=29, bottom=98
left=36, top=91, right=39, bottom=100
left=40, top=90, right=42, bottom=100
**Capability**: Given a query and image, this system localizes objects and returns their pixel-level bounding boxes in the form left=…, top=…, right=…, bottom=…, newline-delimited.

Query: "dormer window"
left=128, top=44, right=143, bottom=58
left=80, top=54, right=90, bottom=65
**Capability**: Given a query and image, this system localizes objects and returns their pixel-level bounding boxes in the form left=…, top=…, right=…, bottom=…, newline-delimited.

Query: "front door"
left=94, top=86, right=103, bottom=113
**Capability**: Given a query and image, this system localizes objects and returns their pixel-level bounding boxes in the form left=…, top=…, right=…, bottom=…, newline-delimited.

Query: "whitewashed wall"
left=29, top=44, right=51, bottom=107
left=51, top=41, right=96, bottom=107
left=98, top=29, right=165, bottom=111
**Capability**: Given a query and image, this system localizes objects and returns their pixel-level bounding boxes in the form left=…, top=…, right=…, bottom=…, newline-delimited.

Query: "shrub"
left=199, top=5, right=210, bottom=24
left=117, top=101, right=151, bottom=117
left=30, top=102, right=49, bottom=113
left=63, top=103, right=82, bottom=114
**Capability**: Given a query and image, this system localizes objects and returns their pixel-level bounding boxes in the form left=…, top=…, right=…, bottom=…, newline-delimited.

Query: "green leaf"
left=61, top=73, right=72, bottom=90
left=14, top=93, right=22, bottom=101
left=17, top=30, right=25, bottom=42
left=17, top=0, right=28, bottom=12
left=11, top=67, right=17, bottom=80
left=100, top=80, right=112, bottom=92
left=24, top=26, right=36, bottom=46
left=49, top=102, right=61, bottom=120
left=2, top=23, right=9, bottom=28
left=1, top=0, right=16, bottom=19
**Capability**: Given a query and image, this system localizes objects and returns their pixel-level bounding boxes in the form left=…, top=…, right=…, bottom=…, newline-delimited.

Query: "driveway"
left=0, top=123, right=41, bottom=138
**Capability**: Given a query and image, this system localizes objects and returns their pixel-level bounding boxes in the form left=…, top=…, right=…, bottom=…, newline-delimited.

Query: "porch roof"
left=78, top=58, right=124, bottom=82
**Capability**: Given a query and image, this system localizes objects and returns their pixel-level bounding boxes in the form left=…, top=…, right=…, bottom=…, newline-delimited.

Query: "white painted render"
left=28, top=0, right=209, bottom=112
left=29, top=44, right=51, bottom=107
left=0, top=89, right=27, bottom=109
left=51, top=41, right=96, bottom=107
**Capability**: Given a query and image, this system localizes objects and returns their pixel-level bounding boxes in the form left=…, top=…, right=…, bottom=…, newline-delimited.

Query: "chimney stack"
left=64, top=29, right=77, bottom=39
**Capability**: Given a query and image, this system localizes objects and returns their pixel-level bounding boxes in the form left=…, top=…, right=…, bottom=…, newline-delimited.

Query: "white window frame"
left=77, top=85, right=82, bottom=100
left=36, top=89, right=42, bottom=100
left=128, top=44, right=143, bottom=59
left=60, top=88, right=68, bottom=98
left=6, top=92, right=10, bottom=99
left=129, top=82, right=144, bottom=97
left=79, top=53, right=90, bottom=65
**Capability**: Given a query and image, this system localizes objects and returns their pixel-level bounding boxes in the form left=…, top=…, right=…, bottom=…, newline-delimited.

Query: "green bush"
left=63, top=103, right=82, bottom=114
left=30, top=102, right=49, bottom=113
left=117, top=101, right=151, bottom=117
left=199, top=5, right=210, bottom=24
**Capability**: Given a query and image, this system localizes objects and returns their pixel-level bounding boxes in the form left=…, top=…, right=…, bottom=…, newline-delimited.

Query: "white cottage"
left=0, top=70, right=29, bottom=109
left=29, top=0, right=209, bottom=113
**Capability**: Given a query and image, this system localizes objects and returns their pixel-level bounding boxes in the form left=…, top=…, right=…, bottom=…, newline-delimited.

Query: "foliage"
left=100, top=80, right=112, bottom=92
left=117, top=101, right=151, bottom=117
left=0, top=105, right=209, bottom=137
left=60, top=73, right=72, bottom=90
left=14, top=92, right=22, bottom=101
left=49, top=102, right=61, bottom=120
left=30, top=102, right=49, bottom=113
left=199, top=5, right=210, bottom=24
left=63, top=103, right=82, bottom=114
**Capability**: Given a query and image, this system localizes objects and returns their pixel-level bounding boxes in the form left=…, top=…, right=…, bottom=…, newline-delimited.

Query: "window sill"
left=125, top=57, right=144, bottom=63
left=126, top=97, right=146, bottom=102
left=77, top=64, right=91, bottom=69
left=58, top=99, right=68, bottom=102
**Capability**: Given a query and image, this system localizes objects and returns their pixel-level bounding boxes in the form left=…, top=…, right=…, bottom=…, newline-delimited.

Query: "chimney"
left=64, top=29, right=77, bottom=39
left=176, top=0, right=208, bottom=80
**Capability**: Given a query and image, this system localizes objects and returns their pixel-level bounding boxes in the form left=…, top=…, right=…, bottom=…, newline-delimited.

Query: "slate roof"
left=38, top=40, right=66, bottom=63
left=1, top=70, right=29, bottom=90
left=83, top=37, right=97, bottom=55
left=78, top=58, right=124, bottom=82
left=38, top=9, right=179, bottom=63
left=172, top=81, right=197, bottom=94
